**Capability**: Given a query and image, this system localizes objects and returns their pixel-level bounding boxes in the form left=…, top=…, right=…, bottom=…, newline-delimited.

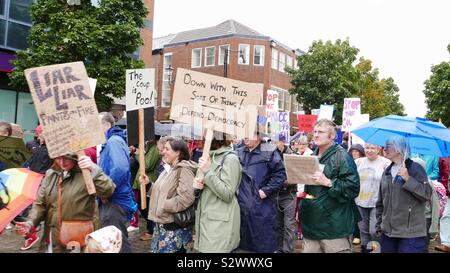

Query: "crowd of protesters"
left=1, top=115, right=450, bottom=253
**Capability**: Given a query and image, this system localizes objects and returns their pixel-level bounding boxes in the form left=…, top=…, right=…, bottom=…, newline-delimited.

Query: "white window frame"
left=286, top=55, right=293, bottom=69
left=271, top=48, right=278, bottom=70
left=279, top=52, right=286, bottom=72
left=162, top=52, right=173, bottom=107
left=218, top=44, right=230, bottom=66
left=253, top=45, right=265, bottom=66
left=238, top=44, right=250, bottom=65
left=284, top=93, right=291, bottom=112
left=204, top=46, right=215, bottom=67
left=191, top=48, right=202, bottom=68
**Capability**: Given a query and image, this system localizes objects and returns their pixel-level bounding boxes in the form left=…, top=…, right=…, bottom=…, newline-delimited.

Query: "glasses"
left=313, top=130, right=328, bottom=135
left=383, top=145, right=393, bottom=151
left=297, top=143, right=308, bottom=146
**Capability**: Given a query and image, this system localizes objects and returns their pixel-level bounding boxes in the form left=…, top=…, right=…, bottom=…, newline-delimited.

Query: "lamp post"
left=223, top=48, right=245, bottom=78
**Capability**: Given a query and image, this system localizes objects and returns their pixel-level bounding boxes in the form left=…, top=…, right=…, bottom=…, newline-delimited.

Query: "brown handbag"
left=57, top=176, right=94, bottom=247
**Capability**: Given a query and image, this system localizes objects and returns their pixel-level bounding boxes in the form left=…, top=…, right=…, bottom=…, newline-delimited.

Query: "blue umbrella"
left=352, top=115, right=450, bottom=157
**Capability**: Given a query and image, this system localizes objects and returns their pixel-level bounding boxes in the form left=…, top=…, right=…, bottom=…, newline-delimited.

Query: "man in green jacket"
left=299, top=119, right=361, bottom=253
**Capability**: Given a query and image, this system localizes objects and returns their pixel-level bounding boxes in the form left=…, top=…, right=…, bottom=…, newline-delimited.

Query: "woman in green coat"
left=193, top=132, right=242, bottom=253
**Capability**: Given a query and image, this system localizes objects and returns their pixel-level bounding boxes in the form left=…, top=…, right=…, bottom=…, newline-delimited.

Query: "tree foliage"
left=287, top=39, right=360, bottom=123
left=423, top=44, right=450, bottom=127
left=288, top=39, right=405, bottom=124
left=9, top=0, right=148, bottom=111
left=356, top=58, right=404, bottom=119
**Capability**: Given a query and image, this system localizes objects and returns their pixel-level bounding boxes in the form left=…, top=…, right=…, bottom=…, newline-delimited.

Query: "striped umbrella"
left=0, top=168, right=44, bottom=232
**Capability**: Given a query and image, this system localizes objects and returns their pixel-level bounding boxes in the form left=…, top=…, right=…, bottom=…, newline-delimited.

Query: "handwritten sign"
left=126, top=69, right=156, bottom=111
left=24, top=62, right=105, bottom=158
left=265, top=90, right=279, bottom=122
left=283, top=154, right=323, bottom=185
left=170, top=68, right=263, bottom=139
left=342, top=98, right=361, bottom=131
left=298, top=114, right=318, bottom=133
left=270, top=112, right=290, bottom=142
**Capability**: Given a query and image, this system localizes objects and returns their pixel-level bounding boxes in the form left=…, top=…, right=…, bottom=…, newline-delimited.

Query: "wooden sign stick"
left=195, top=128, right=214, bottom=181
left=138, top=108, right=147, bottom=210
left=77, top=151, right=96, bottom=195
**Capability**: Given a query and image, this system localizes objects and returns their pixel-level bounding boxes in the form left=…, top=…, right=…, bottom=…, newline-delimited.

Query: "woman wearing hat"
left=16, top=154, right=116, bottom=252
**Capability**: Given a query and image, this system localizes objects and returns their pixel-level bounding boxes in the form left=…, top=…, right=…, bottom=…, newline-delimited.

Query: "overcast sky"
left=152, top=0, right=450, bottom=118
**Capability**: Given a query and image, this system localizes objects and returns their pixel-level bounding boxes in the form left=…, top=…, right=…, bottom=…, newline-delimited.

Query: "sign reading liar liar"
left=126, top=69, right=156, bottom=111
left=25, top=62, right=105, bottom=158
left=170, top=68, right=263, bottom=139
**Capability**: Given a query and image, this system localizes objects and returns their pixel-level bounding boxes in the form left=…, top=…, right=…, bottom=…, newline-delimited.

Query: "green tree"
left=423, top=44, right=450, bottom=127
left=9, top=0, right=147, bottom=111
left=287, top=39, right=360, bottom=123
left=356, top=58, right=405, bottom=119
left=382, top=77, right=405, bottom=116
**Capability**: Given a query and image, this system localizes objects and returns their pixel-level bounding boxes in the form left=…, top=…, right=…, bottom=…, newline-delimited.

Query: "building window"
left=218, top=44, right=230, bottom=65
left=0, top=0, right=5, bottom=17
left=294, top=58, right=298, bottom=69
left=238, top=44, right=249, bottom=65
left=205, top=46, right=215, bottom=67
left=284, top=93, right=291, bottom=112
left=253, top=45, right=264, bottom=66
left=293, top=95, right=299, bottom=114
left=277, top=90, right=284, bottom=110
left=286, top=55, right=293, bottom=69
left=271, top=48, right=278, bottom=70
left=0, top=0, right=31, bottom=51
left=279, top=52, right=286, bottom=72
left=191, top=48, right=202, bottom=68
left=9, top=0, right=32, bottom=24
left=7, top=21, right=29, bottom=49
left=0, top=89, right=38, bottom=142
left=162, top=53, right=172, bottom=107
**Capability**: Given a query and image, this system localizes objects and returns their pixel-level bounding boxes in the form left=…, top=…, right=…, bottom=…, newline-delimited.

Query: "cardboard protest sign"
left=126, top=69, right=156, bottom=111
left=342, top=98, right=361, bottom=131
left=284, top=154, right=324, bottom=185
left=126, top=107, right=155, bottom=146
left=170, top=68, right=263, bottom=139
left=24, top=62, right=105, bottom=159
left=318, top=104, right=334, bottom=121
left=298, top=114, right=318, bottom=133
left=265, top=90, right=279, bottom=122
left=270, top=112, right=290, bottom=142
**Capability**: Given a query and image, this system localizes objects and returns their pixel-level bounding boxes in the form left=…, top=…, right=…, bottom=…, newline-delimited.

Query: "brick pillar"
left=140, top=0, right=154, bottom=68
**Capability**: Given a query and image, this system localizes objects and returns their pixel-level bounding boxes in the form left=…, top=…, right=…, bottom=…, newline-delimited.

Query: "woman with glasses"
left=375, top=135, right=432, bottom=253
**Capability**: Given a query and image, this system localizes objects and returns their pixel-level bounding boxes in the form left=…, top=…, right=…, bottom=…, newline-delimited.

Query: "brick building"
left=150, top=20, right=303, bottom=129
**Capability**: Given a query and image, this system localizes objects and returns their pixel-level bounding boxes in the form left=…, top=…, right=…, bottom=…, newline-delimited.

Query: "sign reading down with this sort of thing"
left=170, top=68, right=263, bottom=139
left=25, top=62, right=105, bottom=158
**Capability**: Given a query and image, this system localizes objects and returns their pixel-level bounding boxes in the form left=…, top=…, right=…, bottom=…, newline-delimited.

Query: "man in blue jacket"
left=98, top=112, right=137, bottom=253
left=236, top=131, right=286, bottom=253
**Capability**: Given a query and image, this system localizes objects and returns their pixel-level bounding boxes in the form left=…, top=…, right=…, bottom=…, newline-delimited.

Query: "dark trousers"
left=276, top=190, right=297, bottom=253
left=380, top=233, right=426, bottom=253
left=99, top=202, right=132, bottom=253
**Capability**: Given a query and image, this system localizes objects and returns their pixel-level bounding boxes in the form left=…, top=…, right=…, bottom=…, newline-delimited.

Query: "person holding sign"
left=299, top=119, right=360, bottom=253
left=236, top=131, right=286, bottom=253
left=98, top=112, right=137, bottom=253
left=192, top=132, right=242, bottom=253
left=15, top=154, right=115, bottom=253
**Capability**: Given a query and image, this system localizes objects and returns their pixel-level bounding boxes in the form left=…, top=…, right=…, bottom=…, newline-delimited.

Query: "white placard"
left=126, top=69, right=156, bottom=111
left=342, top=98, right=361, bottom=131
left=265, top=89, right=279, bottom=122
left=318, top=104, right=334, bottom=120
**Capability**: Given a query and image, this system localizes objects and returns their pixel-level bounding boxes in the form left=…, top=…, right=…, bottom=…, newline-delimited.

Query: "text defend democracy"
left=181, top=107, right=246, bottom=128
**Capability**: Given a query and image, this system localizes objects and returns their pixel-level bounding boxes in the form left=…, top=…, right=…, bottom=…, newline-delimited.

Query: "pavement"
left=0, top=220, right=442, bottom=253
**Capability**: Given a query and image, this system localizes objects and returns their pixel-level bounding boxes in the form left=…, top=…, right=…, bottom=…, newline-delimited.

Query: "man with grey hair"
left=298, top=119, right=360, bottom=253
left=98, top=112, right=137, bottom=253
